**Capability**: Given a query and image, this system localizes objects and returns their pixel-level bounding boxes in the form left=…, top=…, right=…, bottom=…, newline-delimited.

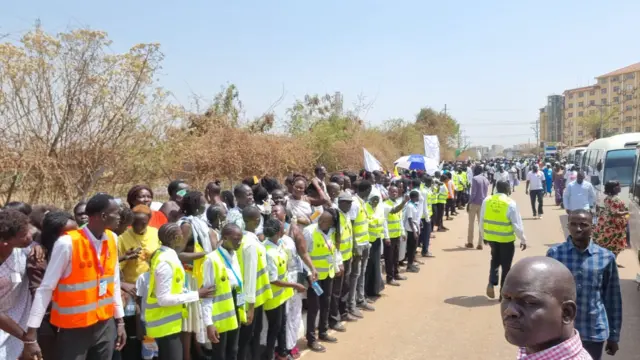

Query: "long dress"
left=553, top=171, right=565, bottom=206
left=593, top=195, right=629, bottom=256
left=543, top=168, right=553, bottom=195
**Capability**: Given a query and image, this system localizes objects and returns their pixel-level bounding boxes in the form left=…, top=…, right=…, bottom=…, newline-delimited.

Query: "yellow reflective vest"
left=237, top=233, right=273, bottom=310
left=482, top=194, right=516, bottom=243
left=308, top=224, right=336, bottom=281
left=263, top=241, right=294, bottom=311
left=338, top=212, right=353, bottom=261
left=365, top=202, right=384, bottom=242
left=205, top=250, right=240, bottom=333
left=384, top=199, right=403, bottom=239
left=145, top=248, right=187, bottom=339
left=353, top=197, right=369, bottom=245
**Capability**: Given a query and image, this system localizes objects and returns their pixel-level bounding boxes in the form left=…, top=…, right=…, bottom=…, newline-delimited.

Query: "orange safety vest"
left=445, top=180, right=455, bottom=199
left=50, top=228, right=117, bottom=329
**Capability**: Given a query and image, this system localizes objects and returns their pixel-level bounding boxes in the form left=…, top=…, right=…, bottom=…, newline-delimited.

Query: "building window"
left=613, top=117, right=619, bottom=122
left=579, top=92, right=585, bottom=98
left=578, top=111, right=584, bottom=117
left=602, top=98, right=607, bottom=104
left=589, top=100, right=595, bottom=106
left=626, top=105, right=633, bottom=111
left=627, top=84, right=634, bottom=91
left=599, top=78, right=607, bottom=84
left=626, top=116, right=632, bottom=122
left=601, top=88, right=607, bottom=94
left=625, top=126, right=633, bottom=132
left=569, top=94, right=574, bottom=99
left=568, top=103, right=574, bottom=108
left=568, top=112, right=573, bottom=118
left=624, top=73, right=635, bottom=80
left=613, top=86, right=620, bottom=93
left=614, top=96, right=620, bottom=103
left=611, top=76, right=620, bottom=82
left=578, top=101, right=584, bottom=107
left=612, top=127, right=620, bottom=133
left=589, top=90, right=595, bottom=96
left=578, top=130, right=584, bottom=136
left=625, top=94, right=633, bottom=101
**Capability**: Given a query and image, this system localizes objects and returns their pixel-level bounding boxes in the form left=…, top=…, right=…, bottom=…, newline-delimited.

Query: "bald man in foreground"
left=501, top=256, right=593, bottom=359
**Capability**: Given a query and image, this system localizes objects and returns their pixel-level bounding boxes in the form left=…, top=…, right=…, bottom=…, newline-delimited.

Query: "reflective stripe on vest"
left=145, top=248, right=186, bottom=338
left=50, top=229, right=117, bottom=329
left=309, top=224, right=336, bottom=280
left=207, top=251, right=239, bottom=333
left=384, top=200, right=403, bottom=238
left=482, top=194, right=516, bottom=243
left=339, top=212, right=353, bottom=261
left=437, top=185, right=448, bottom=203
left=237, top=233, right=273, bottom=308
left=264, top=242, right=294, bottom=311
left=365, top=203, right=383, bottom=241
left=353, top=197, right=369, bottom=245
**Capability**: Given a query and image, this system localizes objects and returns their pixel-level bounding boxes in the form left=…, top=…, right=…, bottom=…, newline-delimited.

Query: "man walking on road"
left=480, top=181, right=526, bottom=299
left=563, top=170, right=596, bottom=213
left=467, top=165, right=490, bottom=249
left=547, top=210, right=622, bottom=360
left=525, top=165, right=545, bottom=219
left=501, top=256, right=593, bottom=359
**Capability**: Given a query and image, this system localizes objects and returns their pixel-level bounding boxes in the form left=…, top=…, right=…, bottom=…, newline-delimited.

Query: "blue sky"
left=3, top=0, right=640, bottom=147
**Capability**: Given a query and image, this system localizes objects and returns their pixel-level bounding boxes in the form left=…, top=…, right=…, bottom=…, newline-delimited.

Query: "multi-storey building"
left=563, top=85, right=600, bottom=145
left=539, top=107, right=548, bottom=142
left=546, top=95, right=564, bottom=143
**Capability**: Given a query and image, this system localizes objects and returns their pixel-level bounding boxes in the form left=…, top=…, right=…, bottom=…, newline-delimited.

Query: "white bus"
left=566, top=147, right=587, bottom=165
left=627, top=143, right=640, bottom=271
left=582, top=133, right=640, bottom=209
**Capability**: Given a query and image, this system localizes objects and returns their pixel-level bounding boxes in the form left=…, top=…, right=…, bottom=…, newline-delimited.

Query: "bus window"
left=603, top=149, right=636, bottom=186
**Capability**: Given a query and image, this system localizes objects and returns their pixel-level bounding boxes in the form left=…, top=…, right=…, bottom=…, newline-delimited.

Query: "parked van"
left=626, top=143, right=640, bottom=270
left=566, top=147, right=587, bottom=165
left=581, top=133, right=640, bottom=208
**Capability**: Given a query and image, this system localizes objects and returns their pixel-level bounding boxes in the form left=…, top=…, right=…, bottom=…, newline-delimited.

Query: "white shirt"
left=200, top=247, right=241, bottom=327
left=28, top=230, right=125, bottom=329
left=264, top=240, right=287, bottom=282
left=479, top=194, right=527, bottom=244
left=402, top=201, right=420, bottom=231
left=302, top=226, right=342, bottom=268
left=382, top=198, right=406, bottom=239
left=135, top=272, right=150, bottom=322
left=0, top=247, right=31, bottom=360
left=526, top=171, right=545, bottom=191
left=153, top=246, right=199, bottom=307
left=563, top=181, right=596, bottom=211
left=240, top=231, right=263, bottom=304
left=495, top=171, right=509, bottom=182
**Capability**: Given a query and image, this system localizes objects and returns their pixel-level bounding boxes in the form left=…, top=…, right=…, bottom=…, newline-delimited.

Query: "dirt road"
left=302, top=188, right=640, bottom=360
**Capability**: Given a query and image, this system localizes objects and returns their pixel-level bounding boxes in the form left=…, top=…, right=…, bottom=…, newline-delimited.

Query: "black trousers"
left=111, top=316, right=139, bottom=360
left=306, top=277, right=333, bottom=343
left=384, top=237, right=400, bottom=281
left=55, top=318, right=115, bottom=360
left=238, top=305, right=264, bottom=360
left=529, top=189, right=544, bottom=216
left=406, top=231, right=417, bottom=266
left=445, top=198, right=456, bottom=217
left=582, top=340, right=604, bottom=360
left=435, top=203, right=445, bottom=228
left=455, top=191, right=463, bottom=207
left=156, top=332, right=183, bottom=360
left=430, top=204, right=437, bottom=226
left=329, top=258, right=352, bottom=326
left=488, top=241, right=515, bottom=288
left=211, top=288, right=240, bottom=360
left=264, top=303, right=287, bottom=359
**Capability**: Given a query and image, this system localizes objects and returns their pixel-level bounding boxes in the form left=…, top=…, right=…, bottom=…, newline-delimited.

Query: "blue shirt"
left=546, top=238, right=622, bottom=342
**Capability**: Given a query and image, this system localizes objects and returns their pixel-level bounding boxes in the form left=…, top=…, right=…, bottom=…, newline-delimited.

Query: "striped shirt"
left=546, top=238, right=622, bottom=343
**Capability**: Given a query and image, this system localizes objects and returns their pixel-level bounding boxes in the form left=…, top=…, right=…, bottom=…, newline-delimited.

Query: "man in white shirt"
left=402, top=190, right=421, bottom=273
left=382, top=185, right=409, bottom=285
left=525, top=165, right=546, bottom=219
left=563, top=170, right=596, bottom=213
left=22, top=194, right=129, bottom=360
left=492, top=165, right=510, bottom=195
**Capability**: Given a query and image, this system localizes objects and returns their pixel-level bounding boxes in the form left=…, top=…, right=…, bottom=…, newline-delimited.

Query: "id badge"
left=327, top=254, right=334, bottom=266
left=11, top=272, right=22, bottom=284
left=236, top=292, right=245, bottom=307
left=99, top=279, right=107, bottom=296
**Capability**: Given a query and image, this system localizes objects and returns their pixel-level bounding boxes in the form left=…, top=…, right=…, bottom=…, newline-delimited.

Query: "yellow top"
left=118, top=227, right=161, bottom=283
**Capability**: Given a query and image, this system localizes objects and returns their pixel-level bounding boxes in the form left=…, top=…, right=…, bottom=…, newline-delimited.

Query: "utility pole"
left=530, top=120, right=540, bottom=156
left=443, top=104, right=447, bottom=117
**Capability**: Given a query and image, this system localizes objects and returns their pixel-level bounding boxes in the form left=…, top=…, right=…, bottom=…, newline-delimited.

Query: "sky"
left=3, top=0, right=640, bottom=148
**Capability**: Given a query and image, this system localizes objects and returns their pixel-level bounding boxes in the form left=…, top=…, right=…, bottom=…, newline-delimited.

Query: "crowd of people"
left=0, top=164, right=479, bottom=360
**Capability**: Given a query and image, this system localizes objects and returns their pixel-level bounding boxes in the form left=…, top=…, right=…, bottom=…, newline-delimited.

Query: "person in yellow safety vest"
left=347, top=180, right=374, bottom=318
left=146, top=223, right=214, bottom=360
left=364, top=189, right=385, bottom=298
left=436, top=174, right=449, bottom=231
left=304, top=209, right=344, bottom=353
left=261, top=218, right=306, bottom=360
left=429, top=179, right=439, bottom=231
left=479, top=180, right=527, bottom=301
left=236, top=206, right=273, bottom=360
left=454, top=168, right=466, bottom=209
left=382, top=185, right=410, bottom=286
left=419, top=176, right=435, bottom=258
left=199, top=223, right=245, bottom=360
left=329, top=192, right=357, bottom=332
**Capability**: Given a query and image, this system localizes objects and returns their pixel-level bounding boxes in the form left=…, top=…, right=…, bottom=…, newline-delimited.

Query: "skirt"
left=365, top=238, right=384, bottom=297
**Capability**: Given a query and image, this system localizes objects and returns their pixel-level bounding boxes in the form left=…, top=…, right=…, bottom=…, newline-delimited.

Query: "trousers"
left=467, top=203, right=482, bottom=246
left=329, top=258, right=352, bottom=326
left=529, top=189, right=544, bottom=216
left=306, top=277, right=333, bottom=343
left=55, top=319, right=116, bottom=360
left=488, top=241, right=515, bottom=288
left=384, top=237, right=400, bottom=281
left=348, top=246, right=370, bottom=308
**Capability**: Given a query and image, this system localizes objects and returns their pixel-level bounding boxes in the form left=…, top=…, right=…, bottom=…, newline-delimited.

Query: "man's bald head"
left=501, top=256, right=577, bottom=353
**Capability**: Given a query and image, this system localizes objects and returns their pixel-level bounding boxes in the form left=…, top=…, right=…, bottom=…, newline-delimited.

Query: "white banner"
left=423, top=135, right=440, bottom=163
left=363, top=148, right=383, bottom=172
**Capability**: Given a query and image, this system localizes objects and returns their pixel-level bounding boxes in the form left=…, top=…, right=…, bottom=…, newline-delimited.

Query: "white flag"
left=423, top=135, right=440, bottom=163
left=363, top=148, right=383, bottom=172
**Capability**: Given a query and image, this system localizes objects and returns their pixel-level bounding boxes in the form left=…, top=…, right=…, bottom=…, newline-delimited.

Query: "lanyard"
left=82, top=227, right=107, bottom=276
left=218, top=249, right=242, bottom=290
left=318, top=229, right=334, bottom=251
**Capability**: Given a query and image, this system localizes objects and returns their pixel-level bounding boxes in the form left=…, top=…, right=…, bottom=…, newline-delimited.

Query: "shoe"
left=330, top=323, right=346, bottom=332
left=290, top=347, right=301, bottom=359
left=387, top=279, right=400, bottom=286
left=398, top=260, right=407, bottom=267
left=442, top=227, right=449, bottom=231
left=538, top=215, right=543, bottom=219
left=407, top=265, right=420, bottom=273
left=349, top=308, right=363, bottom=318
left=422, top=252, right=435, bottom=257
left=465, top=243, right=474, bottom=249
left=341, top=313, right=357, bottom=322
left=415, top=259, right=425, bottom=265
left=476, top=244, right=483, bottom=250
left=366, top=298, right=376, bottom=304
left=394, top=275, right=407, bottom=281
left=437, top=228, right=446, bottom=232
left=486, top=284, right=495, bottom=299
left=357, top=302, right=375, bottom=311
left=319, top=333, right=338, bottom=343
left=307, top=341, right=326, bottom=353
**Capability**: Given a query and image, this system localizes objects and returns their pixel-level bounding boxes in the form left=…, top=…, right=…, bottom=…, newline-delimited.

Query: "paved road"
left=302, top=187, right=640, bottom=360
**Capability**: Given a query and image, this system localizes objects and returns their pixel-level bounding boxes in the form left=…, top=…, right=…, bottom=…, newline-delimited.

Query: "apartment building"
left=539, top=107, right=547, bottom=142
left=546, top=95, right=563, bottom=143
left=563, top=85, right=600, bottom=145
